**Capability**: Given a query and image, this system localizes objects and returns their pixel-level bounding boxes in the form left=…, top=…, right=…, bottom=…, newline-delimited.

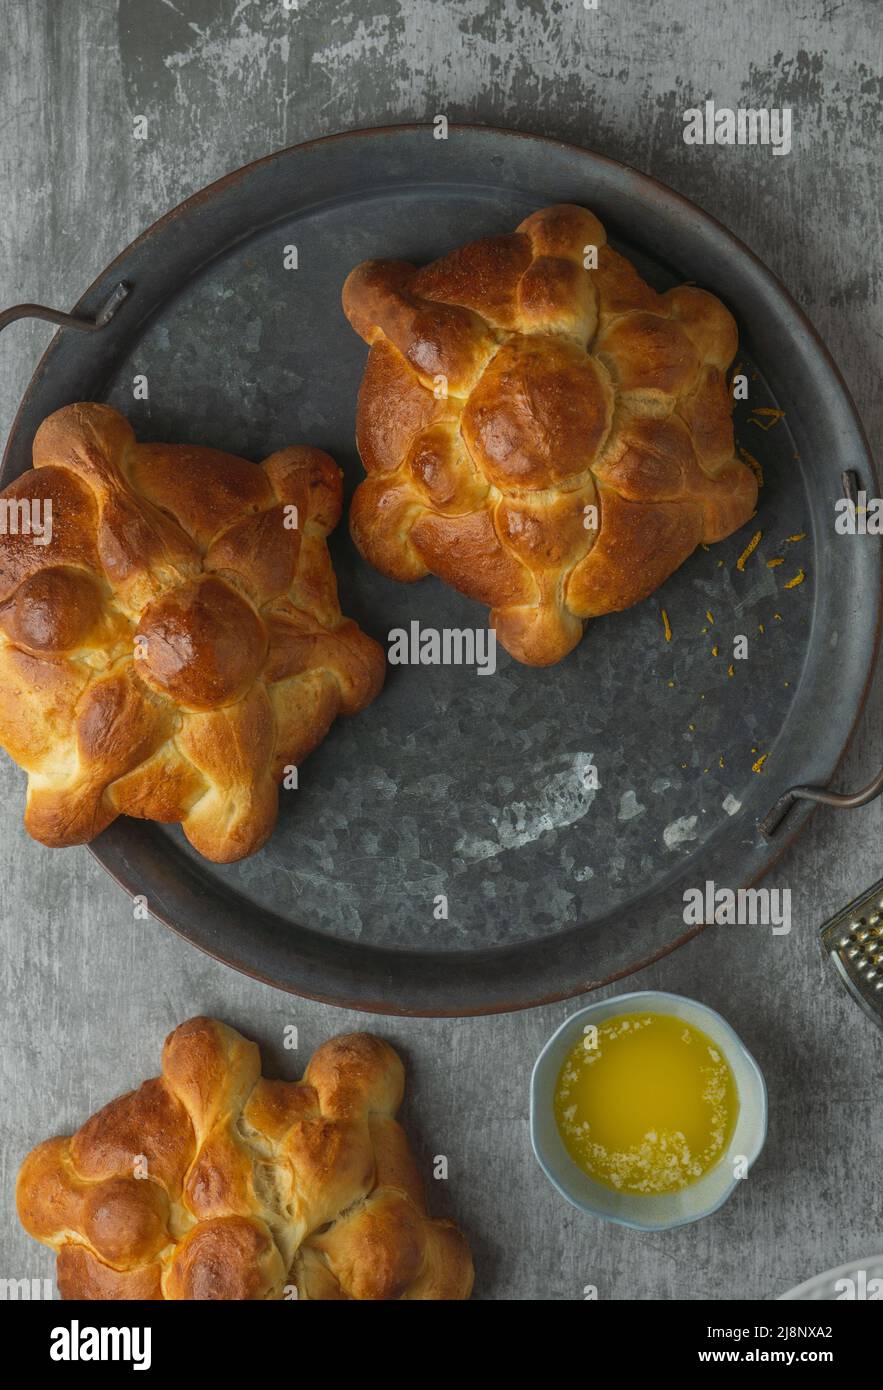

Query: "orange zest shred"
left=767, top=557, right=784, bottom=568
left=749, top=407, right=785, bottom=431
left=661, top=608, right=672, bottom=642
left=752, top=753, right=768, bottom=773
left=785, top=569, right=805, bottom=589
left=736, top=531, right=762, bottom=571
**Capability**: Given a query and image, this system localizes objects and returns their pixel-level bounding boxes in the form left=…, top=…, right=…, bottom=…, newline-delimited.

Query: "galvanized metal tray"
left=2, top=125, right=880, bottom=1015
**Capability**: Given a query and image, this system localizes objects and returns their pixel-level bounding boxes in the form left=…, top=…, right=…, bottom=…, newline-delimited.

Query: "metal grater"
left=819, top=876, right=883, bottom=1028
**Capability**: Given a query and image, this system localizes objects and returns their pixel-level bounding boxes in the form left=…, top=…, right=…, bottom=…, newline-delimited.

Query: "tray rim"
left=2, top=121, right=880, bottom=1016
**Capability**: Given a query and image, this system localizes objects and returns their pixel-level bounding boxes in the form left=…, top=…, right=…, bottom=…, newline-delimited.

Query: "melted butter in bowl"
left=554, top=1013, right=738, bottom=1196
left=532, top=991, right=766, bottom=1231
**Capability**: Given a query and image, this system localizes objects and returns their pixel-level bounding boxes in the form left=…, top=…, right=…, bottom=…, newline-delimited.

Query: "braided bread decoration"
left=17, top=1017, right=474, bottom=1300
left=0, top=404, right=385, bottom=862
left=343, top=204, right=758, bottom=667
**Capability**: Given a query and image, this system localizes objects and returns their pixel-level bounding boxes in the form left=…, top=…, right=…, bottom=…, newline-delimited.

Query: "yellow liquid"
left=554, top=1012, right=738, bottom=1196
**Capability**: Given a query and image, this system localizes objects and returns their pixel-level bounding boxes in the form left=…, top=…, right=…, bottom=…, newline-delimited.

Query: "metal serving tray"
left=1, top=125, right=879, bottom=1015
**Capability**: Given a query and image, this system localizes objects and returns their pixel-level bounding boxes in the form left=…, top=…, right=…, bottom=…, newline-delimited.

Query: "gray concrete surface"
left=1, top=0, right=881, bottom=1300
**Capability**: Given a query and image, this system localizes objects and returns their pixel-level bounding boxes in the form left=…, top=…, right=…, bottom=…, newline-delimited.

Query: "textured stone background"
left=0, top=0, right=881, bottom=1300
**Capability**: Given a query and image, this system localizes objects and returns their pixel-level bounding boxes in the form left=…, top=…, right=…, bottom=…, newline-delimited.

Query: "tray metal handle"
left=0, top=282, right=129, bottom=338
left=760, top=468, right=883, bottom=839
left=760, top=766, right=883, bottom=838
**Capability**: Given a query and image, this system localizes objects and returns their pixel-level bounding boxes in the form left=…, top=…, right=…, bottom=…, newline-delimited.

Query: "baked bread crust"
left=16, top=1016, right=474, bottom=1300
left=343, top=204, right=758, bottom=666
left=0, top=404, right=385, bottom=862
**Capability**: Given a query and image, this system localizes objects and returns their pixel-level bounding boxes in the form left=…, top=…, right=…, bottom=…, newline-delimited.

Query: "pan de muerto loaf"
left=17, top=1016, right=474, bottom=1300
left=343, top=204, right=758, bottom=666
left=0, top=404, right=385, bottom=862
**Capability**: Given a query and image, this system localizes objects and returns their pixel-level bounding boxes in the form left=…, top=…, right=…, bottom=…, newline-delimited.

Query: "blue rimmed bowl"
left=530, top=990, right=768, bottom=1232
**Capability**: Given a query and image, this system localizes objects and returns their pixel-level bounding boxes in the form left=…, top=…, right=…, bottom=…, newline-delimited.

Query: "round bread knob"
left=136, top=574, right=267, bottom=711
left=461, top=335, right=613, bottom=490
left=0, top=566, right=109, bottom=654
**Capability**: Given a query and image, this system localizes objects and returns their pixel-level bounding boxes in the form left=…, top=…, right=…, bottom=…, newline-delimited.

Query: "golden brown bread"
left=343, top=204, right=758, bottom=666
left=0, top=404, right=385, bottom=862
left=17, top=1016, right=474, bottom=1300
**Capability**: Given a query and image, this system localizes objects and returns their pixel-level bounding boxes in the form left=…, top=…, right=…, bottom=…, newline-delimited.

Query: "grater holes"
left=824, top=886, right=883, bottom=1020
left=842, top=920, right=883, bottom=973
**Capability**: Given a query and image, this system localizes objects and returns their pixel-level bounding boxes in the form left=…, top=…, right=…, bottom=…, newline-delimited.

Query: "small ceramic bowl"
left=530, top=989, right=767, bottom=1232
